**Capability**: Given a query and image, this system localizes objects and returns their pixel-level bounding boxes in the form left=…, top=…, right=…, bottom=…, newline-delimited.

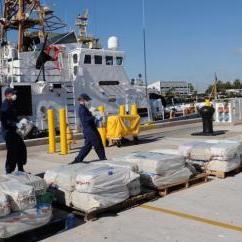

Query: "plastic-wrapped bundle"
left=0, top=206, right=52, bottom=239
left=140, top=167, right=192, bottom=188
left=0, top=181, right=36, bottom=212
left=151, top=149, right=179, bottom=155
left=44, top=163, right=86, bottom=191
left=189, top=143, right=211, bottom=161
left=208, top=141, right=242, bottom=160
left=116, top=152, right=185, bottom=175
left=75, top=164, right=139, bottom=194
left=5, top=172, right=47, bottom=196
left=71, top=189, right=129, bottom=213
left=0, top=192, right=10, bottom=218
left=178, top=141, right=202, bottom=157
left=99, top=160, right=139, bottom=173
left=206, top=155, right=241, bottom=172
left=98, top=161, right=140, bottom=196
left=72, top=163, right=139, bottom=212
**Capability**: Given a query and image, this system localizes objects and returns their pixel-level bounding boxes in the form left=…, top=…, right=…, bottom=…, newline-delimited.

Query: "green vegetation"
left=206, top=79, right=242, bottom=94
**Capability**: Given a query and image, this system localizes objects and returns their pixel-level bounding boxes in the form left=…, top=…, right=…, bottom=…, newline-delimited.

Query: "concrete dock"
left=1, top=122, right=242, bottom=242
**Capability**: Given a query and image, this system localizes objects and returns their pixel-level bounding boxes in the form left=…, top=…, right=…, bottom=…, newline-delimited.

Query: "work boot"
left=69, top=158, right=82, bottom=165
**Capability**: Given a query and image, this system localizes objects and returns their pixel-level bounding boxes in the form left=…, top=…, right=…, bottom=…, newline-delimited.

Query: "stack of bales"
left=44, top=162, right=139, bottom=213
left=113, top=151, right=193, bottom=188
left=179, top=140, right=242, bottom=172
left=0, top=172, right=51, bottom=239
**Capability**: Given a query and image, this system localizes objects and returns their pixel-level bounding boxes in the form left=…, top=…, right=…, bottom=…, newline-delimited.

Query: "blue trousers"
left=5, top=131, right=26, bottom=173
left=75, top=130, right=106, bottom=162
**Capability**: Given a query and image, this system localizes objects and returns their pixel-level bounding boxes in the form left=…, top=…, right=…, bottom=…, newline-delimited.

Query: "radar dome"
left=108, top=36, right=119, bottom=50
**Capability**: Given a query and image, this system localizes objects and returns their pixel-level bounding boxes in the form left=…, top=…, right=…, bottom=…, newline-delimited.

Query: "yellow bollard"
left=98, top=105, right=105, bottom=113
left=97, top=105, right=107, bottom=147
left=66, top=124, right=74, bottom=151
left=47, top=109, right=56, bottom=154
left=131, top=104, right=138, bottom=116
left=59, top=109, right=68, bottom=155
left=119, top=105, right=126, bottom=116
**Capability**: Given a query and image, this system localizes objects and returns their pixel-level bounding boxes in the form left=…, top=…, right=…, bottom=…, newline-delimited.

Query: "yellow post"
left=119, top=105, right=126, bottom=116
left=97, top=105, right=107, bottom=147
left=98, top=105, right=105, bottom=113
left=59, top=109, right=68, bottom=155
left=131, top=104, right=138, bottom=116
left=66, top=124, right=73, bottom=151
left=47, top=109, right=56, bottom=154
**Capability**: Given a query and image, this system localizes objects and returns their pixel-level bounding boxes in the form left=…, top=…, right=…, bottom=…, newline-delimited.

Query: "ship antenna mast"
left=0, top=0, right=66, bottom=52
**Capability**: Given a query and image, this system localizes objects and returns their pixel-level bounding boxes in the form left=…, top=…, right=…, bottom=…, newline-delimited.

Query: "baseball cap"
left=4, top=87, right=16, bottom=96
left=78, top=93, right=92, bottom=101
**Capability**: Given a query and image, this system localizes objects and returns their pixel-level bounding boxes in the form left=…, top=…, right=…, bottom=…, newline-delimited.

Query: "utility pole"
left=142, top=0, right=152, bottom=121
left=17, top=0, right=25, bottom=52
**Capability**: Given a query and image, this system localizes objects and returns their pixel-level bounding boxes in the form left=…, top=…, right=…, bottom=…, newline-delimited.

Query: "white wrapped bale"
left=151, top=149, right=179, bottom=155
left=98, top=161, right=140, bottom=196
left=0, top=206, right=52, bottom=239
left=189, top=143, right=211, bottom=161
left=99, top=160, right=139, bottom=173
left=71, top=163, right=139, bottom=212
left=71, top=189, right=129, bottom=213
left=5, top=172, right=47, bottom=196
left=140, top=167, right=192, bottom=188
left=75, top=164, right=139, bottom=194
left=44, top=163, right=86, bottom=191
left=206, top=156, right=241, bottom=172
left=209, top=141, right=242, bottom=160
left=178, top=141, right=202, bottom=157
left=179, top=140, right=242, bottom=161
left=0, top=192, right=10, bottom=218
left=0, top=181, right=36, bottom=212
left=117, top=152, right=185, bottom=175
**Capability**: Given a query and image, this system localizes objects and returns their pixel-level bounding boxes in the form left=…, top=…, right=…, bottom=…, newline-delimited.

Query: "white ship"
left=0, top=1, right=149, bottom=135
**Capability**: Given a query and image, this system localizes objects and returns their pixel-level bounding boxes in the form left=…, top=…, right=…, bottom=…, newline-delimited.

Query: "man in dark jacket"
left=72, top=93, right=106, bottom=163
left=1, top=88, right=27, bottom=173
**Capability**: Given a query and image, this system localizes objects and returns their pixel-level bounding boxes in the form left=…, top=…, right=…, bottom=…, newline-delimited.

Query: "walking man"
left=72, top=93, right=106, bottom=163
left=1, top=88, right=27, bottom=173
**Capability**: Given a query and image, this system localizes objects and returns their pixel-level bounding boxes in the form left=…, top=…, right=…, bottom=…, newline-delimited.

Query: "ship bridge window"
left=116, top=56, right=123, bottom=65
left=73, top=53, right=78, bottom=64
left=95, top=55, right=102, bottom=64
left=84, top=54, right=92, bottom=64
left=105, top=56, right=113, bottom=65
left=99, top=81, right=119, bottom=85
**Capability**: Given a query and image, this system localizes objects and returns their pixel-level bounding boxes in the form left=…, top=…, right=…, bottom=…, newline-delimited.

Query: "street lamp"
left=142, top=0, right=152, bottom=121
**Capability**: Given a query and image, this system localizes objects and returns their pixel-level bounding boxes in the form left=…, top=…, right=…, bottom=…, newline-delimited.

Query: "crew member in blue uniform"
left=72, top=93, right=107, bottom=163
left=1, top=88, right=27, bottom=173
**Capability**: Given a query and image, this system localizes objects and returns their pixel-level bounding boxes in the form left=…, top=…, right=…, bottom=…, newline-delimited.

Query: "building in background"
left=130, top=74, right=145, bottom=87
left=148, top=81, right=192, bottom=96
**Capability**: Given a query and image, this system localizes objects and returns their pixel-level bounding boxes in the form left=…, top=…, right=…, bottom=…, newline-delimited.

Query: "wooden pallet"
left=59, top=189, right=158, bottom=222
left=158, top=173, right=209, bottom=197
left=206, top=166, right=242, bottom=179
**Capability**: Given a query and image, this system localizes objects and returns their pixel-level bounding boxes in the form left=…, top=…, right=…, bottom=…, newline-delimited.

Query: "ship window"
left=74, top=66, right=78, bottom=76
left=84, top=54, right=91, bottom=64
left=99, top=81, right=119, bottom=85
left=73, top=54, right=78, bottom=64
left=116, top=56, right=123, bottom=65
left=105, top=56, right=113, bottom=65
left=95, top=55, right=102, bottom=64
